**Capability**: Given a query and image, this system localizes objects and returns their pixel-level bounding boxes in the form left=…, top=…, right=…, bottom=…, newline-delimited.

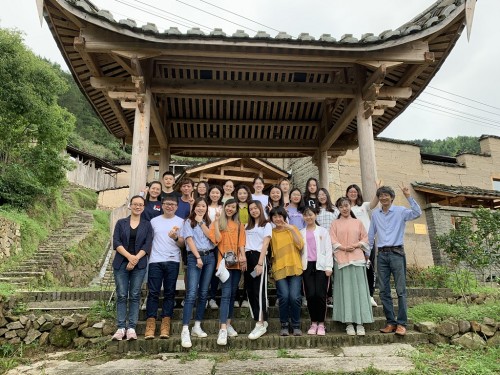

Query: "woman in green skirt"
left=329, top=197, right=373, bottom=336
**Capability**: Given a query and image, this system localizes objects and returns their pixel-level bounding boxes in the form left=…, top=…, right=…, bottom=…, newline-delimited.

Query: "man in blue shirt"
left=368, top=184, right=421, bottom=336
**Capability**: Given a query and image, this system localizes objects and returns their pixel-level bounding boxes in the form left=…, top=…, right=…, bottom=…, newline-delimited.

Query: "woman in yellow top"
left=209, top=198, right=246, bottom=346
left=269, top=206, right=304, bottom=336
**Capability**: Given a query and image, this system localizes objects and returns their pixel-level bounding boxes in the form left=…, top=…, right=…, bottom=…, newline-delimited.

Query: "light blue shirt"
left=368, top=197, right=421, bottom=255
left=181, top=219, right=215, bottom=252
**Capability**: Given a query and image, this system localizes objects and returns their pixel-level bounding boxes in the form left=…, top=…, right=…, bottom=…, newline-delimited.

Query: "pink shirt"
left=306, top=229, right=317, bottom=261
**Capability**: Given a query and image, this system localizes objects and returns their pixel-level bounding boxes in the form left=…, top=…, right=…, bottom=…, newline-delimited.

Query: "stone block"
left=24, top=329, right=42, bottom=345
left=61, top=316, right=76, bottom=328
left=4, top=330, right=17, bottom=339
left=8, top=337, right=21, bottom=345
left=15, top=329, right=26, bottom=339
left=428, top=333, right=449, bottom=345
left=451, top=332, right=485, bottom=350
left=480, top=324, right=496, bottom=337
left=487, top=332, right=500, bottom=348
left=414, top=322, right=436, bottom=334
left=39, top=332, right=50, bottom=346
left=483, top=317, right=497, bottom=328
left=436, top=321, right=459, bottom=337
left=470, top=321, right=481, bottom=333
left=49, top=326, right=77, bottom=348
left=0, top=328, right=7, bottom=337
left=6, top=321, right=23, bottom=330
left=19, top=315, right=29, bottom=325
left=39, top=322, right=54, bottom=332
left=458, top=320, right=471, bottom=334
left=81, top=327, right=102, bottom=338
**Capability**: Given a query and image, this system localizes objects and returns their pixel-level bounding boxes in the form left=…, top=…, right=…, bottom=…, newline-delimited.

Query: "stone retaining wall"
left=0, top=217, right=21, bottom=259
left=415, top=318, right=499, bottom=349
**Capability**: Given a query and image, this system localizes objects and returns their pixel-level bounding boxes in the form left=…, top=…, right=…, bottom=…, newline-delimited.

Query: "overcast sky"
left=1, top=0, right=499, bottom=141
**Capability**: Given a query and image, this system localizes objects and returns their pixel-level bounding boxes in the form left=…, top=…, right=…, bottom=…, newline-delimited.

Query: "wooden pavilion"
left=40, top=0, right=476, bottom=199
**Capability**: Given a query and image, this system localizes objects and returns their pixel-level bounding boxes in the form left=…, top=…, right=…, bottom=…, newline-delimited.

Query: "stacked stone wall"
left=0, top=217, right=21, bottom=260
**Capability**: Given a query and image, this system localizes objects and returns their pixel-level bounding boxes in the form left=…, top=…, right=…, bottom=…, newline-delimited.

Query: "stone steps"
left=0, top=208, right=95, bottom=289
left=106, top=331, right=428, bottom=354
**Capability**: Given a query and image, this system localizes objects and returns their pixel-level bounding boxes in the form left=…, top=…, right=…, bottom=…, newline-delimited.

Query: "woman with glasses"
left=111, top=195, right=153, bottom=341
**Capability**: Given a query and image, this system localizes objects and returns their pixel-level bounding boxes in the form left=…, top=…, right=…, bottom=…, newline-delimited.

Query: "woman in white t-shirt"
left=251, top=177, right=269, bottom=208
left=244, top=200, right=272, bottom=340
left=346, top=184, right=379, bottom=307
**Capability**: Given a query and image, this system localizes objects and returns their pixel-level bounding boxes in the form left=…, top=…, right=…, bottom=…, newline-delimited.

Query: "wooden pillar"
left=159, top=145, right=171, bottom=176
left=129, top=89, right=151, bottom=198
left=356, top=93, right=378, bottom=201
left=318, top=150, right=329, bottom=188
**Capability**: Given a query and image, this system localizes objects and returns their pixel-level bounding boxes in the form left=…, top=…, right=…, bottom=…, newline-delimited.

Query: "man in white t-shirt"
left=144, top=196, right=185, bottom=340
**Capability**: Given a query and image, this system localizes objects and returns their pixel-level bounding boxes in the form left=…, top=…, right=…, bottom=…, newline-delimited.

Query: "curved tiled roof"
left=42, top=0, right=472, bottom=158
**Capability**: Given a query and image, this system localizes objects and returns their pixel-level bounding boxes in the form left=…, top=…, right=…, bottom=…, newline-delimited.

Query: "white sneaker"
left=302, top=296, right=308, bottom=307
left=370, top=297, right=378, bottom=307
left=346, top=324, right=355, bottom=336
left=226, top=325, right=238, bottom=337
left=191, top=325, right=208, bottom=338
left=241, top=300, right=250, bottom=308
left=356, top=324, right=365, bottom=336
left=248, top=322, right=267, bottom=340
left=326, top=297, right=333, bottom=308
left=234, top=301, right=240, bottom=308
left=181, top=299, right=185, bottom=307
left=209, top=299, right=218, bottom=309
left=217, top=329, right=227, bottom=345
left=275, top=298, right=279, bottom=307
left=111, top=328, right=126, bottom=341
left=181, top=329, right=192, bottom=348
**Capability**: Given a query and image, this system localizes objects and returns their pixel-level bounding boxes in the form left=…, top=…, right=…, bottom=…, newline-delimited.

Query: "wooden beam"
left=197, top=173, right=279, bottom=184
left=169, top=138, right=317, bottom=151
left=169, top=119, right=319, bottom=128
left=320, top=99, right=357, bottom=152
left=249, top=158, right=288, bottom=176
left=90, top=77, right=134, bottom=91
left=151, top=79, right=357, bottom=99
left=120, top=101, right=136, bottom=109
left=362, top=65, right=386, bottom=98
left=187, top=158, right=241, bottom=174
left=80, top=26, right=431, bottom=64
left=150, top=100, right=169, bottom=149
left=379, top=86, right=412, bottom=99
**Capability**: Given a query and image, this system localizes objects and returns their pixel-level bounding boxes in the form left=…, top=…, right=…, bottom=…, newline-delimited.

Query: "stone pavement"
left=7, top=343, right=417, bottom=374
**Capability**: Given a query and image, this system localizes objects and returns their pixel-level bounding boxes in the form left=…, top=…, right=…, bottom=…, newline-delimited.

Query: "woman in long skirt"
left=329, top=197, right=373, bottom=336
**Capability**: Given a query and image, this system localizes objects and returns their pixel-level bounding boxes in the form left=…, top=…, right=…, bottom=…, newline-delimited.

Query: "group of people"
left=111, top=171, right=421, bottom=347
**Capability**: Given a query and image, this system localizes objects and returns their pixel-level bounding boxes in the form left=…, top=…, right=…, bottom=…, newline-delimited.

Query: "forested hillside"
left=411, top=136, right=481, bottom=156
left=55, top=64, right=131, bottom=161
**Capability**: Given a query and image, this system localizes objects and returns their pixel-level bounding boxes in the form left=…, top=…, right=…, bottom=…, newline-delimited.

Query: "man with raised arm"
left=368, top=184, right=421, bottom=336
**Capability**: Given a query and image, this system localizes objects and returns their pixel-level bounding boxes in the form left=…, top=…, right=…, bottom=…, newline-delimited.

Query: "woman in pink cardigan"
left=329, top=197, right=374, bottom=336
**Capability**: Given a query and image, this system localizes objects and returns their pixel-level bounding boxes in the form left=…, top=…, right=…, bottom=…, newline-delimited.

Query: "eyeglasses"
left=131, top=203, right=144, bottom=207
left=162, top=203, right=177, bottom=207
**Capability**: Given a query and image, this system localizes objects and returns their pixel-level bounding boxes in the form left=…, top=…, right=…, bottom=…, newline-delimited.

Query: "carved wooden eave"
left=41, top=0, right=473, bottom=159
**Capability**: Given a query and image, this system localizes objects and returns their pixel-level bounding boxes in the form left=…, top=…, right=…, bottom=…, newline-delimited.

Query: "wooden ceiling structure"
left=41, top=0, right=475, bottom=196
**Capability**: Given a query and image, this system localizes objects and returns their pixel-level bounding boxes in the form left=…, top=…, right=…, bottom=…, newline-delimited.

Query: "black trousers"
left=366, top=246, right=376, bottom=296
left=244, top=250, right=268, bottom=322
left=302, top=261, right=329, bottom=323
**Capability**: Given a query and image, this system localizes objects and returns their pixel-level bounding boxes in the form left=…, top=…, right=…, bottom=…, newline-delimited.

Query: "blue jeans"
left=114, top=262, right=146, bottom=329
left=182, top=252, right=216, bottom=325
left=219, top=269, right=241, bottom=324
left=276, top=275, right=302, bottom=328
left=146, top=261, right=180, bottom=319
left=377, top=251, right=407, bottom=326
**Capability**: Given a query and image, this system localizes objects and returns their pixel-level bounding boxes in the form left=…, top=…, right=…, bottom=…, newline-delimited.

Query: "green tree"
left=0, top=27, right=74, bottom=207
left=412, top=136, right=480, bottom=156
left=437, top=208, right=500, bottom=302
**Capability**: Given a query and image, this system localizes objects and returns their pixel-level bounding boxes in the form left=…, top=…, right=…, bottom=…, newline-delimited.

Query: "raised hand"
left=398, top=183, right=411, bottom=198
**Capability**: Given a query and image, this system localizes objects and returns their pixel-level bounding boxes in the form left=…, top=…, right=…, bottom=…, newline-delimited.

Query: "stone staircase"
left=0, top=209, right=94, bottom=289
left=105, top=287, right=452, bottom=353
